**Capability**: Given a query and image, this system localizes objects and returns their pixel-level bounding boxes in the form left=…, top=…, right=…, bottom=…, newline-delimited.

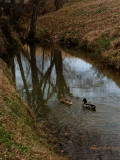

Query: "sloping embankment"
left=0, top=59, right=68, bottom=160
left=37, top=0, right=120, bottom=70
left=0, top=20, right=67, bottom=160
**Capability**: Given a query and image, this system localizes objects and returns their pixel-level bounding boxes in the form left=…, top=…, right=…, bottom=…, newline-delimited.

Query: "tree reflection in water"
left=7, top=44, right=120, bottom=160
left=9, top=44, right=72, bottom=120
left=53, top=48, right=71, bottom=99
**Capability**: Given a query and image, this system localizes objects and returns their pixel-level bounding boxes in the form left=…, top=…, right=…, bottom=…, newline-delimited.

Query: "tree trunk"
left=54, top=0, right=63, bottom=10
left=10, top=0, right=15, bottom=22
left=29, top=0, right=40, bottom=38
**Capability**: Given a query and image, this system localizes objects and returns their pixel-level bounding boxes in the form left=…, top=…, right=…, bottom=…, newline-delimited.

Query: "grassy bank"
left=0, top=58, right=67, bottom=160
left=36, top=0, right=120, bottom=70
left=0, top=20, right=67, bottom=159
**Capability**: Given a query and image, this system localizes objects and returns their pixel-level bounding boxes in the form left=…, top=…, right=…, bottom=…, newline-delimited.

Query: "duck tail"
left=92, top=105, right=96, bottom=109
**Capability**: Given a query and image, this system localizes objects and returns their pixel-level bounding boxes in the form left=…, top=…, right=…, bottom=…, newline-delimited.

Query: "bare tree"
left=10, top=0, right=15, bottom=22
left=54, top=0, right=68, bottom=10
left=54, top=0, right=63, bottom=10
left=29, top=0, right=40, bottom=38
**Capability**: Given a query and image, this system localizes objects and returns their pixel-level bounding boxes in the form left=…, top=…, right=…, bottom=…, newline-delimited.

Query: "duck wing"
left=60, top=98, right=73, bottom=104
left=85, top=103, right=96, bottom=109
left=86, top=103, right=94, bottom=106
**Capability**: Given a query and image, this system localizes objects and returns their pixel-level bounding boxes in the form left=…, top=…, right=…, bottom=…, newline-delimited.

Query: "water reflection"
left=12, top=45, right=73, bottom=120
left=8, top=44, right=120, bottom=160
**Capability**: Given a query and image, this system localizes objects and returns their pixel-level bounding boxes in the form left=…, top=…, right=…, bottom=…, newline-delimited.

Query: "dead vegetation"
left=37, top=0, right=120, bottom=69
left=0, top=59, right=67, bottom=160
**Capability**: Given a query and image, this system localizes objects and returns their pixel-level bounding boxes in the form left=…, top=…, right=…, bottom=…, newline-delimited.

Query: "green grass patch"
left=96, top=35, right=115, bottom=54
left=3, top=96, right=32, bottom=125
left=80, top=24, right=86, bottom=28
left=0, top=124, right=28, bottom=155
left=95, top=7, right=107, bottom=14
left=75, top=10, right=87, bottom=16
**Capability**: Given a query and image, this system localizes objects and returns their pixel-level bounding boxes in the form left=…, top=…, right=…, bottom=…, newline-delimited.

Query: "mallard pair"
left=60, top=94, right=73, bottom=105
left=59, top=95, right=96, bottom=109
left=83, top=98, right=96, bottom=110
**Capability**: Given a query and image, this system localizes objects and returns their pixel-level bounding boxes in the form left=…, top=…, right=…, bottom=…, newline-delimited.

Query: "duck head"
left=60, top=94, right=64, bottom=98
left=83, top=98, right=87, bottom=104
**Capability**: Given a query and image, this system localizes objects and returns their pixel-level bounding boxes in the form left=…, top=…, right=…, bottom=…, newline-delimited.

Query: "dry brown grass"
left=0, top=29, right=7, bottom=57
left=37, top=0, right=120, bottom=69
left=110, top=38, right=120, bottom=49
left=0, top=59, right=67, bottom=160
left=102, top=49, right=120, bottom=69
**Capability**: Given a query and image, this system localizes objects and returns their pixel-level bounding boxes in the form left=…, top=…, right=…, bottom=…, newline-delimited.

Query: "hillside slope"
left=0, top=58, right=67, bottom=160
left=37, top=0, right=120, bottom=69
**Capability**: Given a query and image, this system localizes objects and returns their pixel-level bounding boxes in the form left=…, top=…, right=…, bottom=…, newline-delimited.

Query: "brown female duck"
left=60, top=94, right=73, bottom=105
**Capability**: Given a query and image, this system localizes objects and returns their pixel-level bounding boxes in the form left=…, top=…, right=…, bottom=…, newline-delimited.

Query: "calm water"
left=10, top=44, right=120, bottom=160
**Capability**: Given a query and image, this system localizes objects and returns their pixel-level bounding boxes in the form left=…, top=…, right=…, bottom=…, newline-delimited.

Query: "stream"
left=8, top=44, right=120, bottom=160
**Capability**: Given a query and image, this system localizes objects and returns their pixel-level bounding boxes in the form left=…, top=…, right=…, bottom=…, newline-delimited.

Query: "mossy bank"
left=36, top=0, right=120, bottom=70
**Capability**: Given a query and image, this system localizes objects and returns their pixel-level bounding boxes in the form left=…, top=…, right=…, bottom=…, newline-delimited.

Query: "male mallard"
left=83, top=98, right=96, bottom=110
left=60, top=94, right=73, bottom=105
